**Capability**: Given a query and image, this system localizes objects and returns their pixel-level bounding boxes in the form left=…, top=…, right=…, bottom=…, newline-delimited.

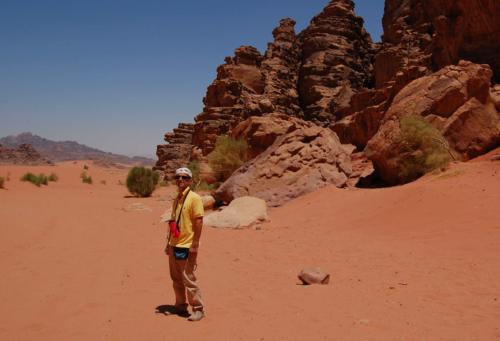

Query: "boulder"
left=201, top=195, right=216, bottom=210
left=215, top=125, right=354, bottom=207
left=298, top=268, right=330, bottom=285
left=441, top=98, right=500, bottom=159
left=366, top=61, right=500, bottom=184
left=204, top=196, right=268, bottom=229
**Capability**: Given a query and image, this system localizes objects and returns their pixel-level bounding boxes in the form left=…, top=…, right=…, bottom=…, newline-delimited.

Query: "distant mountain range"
left=0, top=132, right=154, bottom=166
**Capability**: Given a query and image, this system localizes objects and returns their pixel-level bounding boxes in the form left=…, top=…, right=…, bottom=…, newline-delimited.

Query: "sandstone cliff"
left=298, top=0, right=377, bottom=124
left=378, top=0, right=500, bottom=86
left=155, top=0, right=500, bottom=195
left=155, top=0, right=377, bottom=176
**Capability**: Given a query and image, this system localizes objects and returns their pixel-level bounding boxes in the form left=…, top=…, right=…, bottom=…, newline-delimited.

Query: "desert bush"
left=186, top=161, right=214, bottom=191
left=188, top=160, right=201, bottom=184
left=48, top=173, right=58, bottom=182
left=83, top=164, right=89, bottom=170
left=398, top=115, right=452, bottom=182
left=100, top=180, right=107, bottom=185
left=80, top=172, right=93, bottom=184
left=126, top=166, right=159, bottom=197
left=21, top=172, right=48, bottom=186
left=196, top=181, right=219, bottom=192
left=207, top=136, right=248, bottom=181
left=0, top=176, right=4, bottom=189
left=186, top=160, right=219, bottom=191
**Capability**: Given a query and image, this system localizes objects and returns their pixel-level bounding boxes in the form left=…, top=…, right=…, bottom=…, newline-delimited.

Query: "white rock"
left=204, top=207, right=241, bottom=229
left=228, top=196, right=268, bottom=226
left=201, top=195, right=216, bottom=210
left=204, top=196, right=268, bottom=229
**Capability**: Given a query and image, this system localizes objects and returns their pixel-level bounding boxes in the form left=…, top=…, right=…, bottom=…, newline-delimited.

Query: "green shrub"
left=48, top=173, right=58, bottom=182
left=21, top=172, right=48, bottom=186
left=186, top=160, right=218, bottom=191
left=207, top=136, right=248, bottom=181
left=0, top=176, right=4, bottom=189
left=80, top=172, right=93, bottom=184
left=126, top=166, right=159, bottom=197
left=196, top=181, right=219, bottom=192
left=398, top=115, right=452, bottom=182
left=188, top=160, right=201, bottom=184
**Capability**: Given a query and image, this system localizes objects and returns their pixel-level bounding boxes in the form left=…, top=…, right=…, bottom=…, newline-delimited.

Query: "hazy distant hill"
left=0, top=132, right=154, bottom=166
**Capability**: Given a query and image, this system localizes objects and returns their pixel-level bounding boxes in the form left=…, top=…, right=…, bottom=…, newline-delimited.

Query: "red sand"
left=1, top=159, right=499, bottom=340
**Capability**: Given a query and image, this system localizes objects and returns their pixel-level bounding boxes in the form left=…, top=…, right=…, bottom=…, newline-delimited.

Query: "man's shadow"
left=155, top=304, right=189, bottom=318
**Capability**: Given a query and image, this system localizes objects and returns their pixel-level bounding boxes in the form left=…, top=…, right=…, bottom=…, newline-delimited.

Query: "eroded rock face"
left=0, top=144, right=53, bottom=165
left=366, top=61, right=500, bottom=184
left=215, top=125, right=354, bottom=207
left=193, top=19, right=304, bottom=156
left=192, top=46, right=266, bottom=156
left=262, top=18, right=303, bottom=117
left=231, top=113, right=313, bottom=158
left=153, top=123, right=194, bottom=179
left=298, top=0, right=377, bottom=124
left=155, top=0, right=500, bottom=190
left=376, top=0, right=500, bottom=87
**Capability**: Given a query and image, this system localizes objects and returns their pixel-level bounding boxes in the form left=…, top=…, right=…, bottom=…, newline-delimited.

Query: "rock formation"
left=231, top=113, right=312, bottom=159
left=155, top=1, right=378, bottom=172
left=154, top=123, right=194, bottom=179
left=215, top=124, right=354, bottom=207
left=262, top=18, right=303, bottom=117
left=0, top=144, right=53, bottom=165
left=155, top=0, right=500, bottom=195
left=333, top=0, right=500, bottom=150
left=192, top=45, right=266, bottom=156
left=376, top=0, right=500, bottom=86
left=366, top=61, right=500, bottom=184
left=298, top=0, right=377, bottom=124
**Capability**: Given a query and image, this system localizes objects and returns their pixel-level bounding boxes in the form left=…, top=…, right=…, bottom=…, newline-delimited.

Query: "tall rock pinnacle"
left=298, top=0, right=377, bottom=124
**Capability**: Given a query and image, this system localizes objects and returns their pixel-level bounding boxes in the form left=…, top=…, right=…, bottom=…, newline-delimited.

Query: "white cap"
left=175, top=167, right=192, bottom=178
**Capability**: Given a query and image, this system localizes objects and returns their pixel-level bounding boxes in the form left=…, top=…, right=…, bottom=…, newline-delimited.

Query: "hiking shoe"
left=187, top=310, right=205, bottom=321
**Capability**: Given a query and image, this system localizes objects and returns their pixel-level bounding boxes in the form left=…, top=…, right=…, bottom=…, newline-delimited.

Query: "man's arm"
left=190, top=217, right=203, bottom=253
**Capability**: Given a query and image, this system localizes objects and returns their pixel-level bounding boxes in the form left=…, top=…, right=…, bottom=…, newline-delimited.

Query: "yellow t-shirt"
left=169, top=187, right=204, bottom=248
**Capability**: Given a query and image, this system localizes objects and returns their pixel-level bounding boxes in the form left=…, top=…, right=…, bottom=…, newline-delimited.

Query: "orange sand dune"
left=0, top=159, right=499, bottom=340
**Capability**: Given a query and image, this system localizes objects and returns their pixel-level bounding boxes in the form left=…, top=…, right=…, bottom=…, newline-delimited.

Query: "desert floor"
left=1, top=156, right=499, bottom=341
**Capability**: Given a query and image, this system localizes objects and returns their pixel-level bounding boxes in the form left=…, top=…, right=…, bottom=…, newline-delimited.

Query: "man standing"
left=165, top=167, right=205, bottom=321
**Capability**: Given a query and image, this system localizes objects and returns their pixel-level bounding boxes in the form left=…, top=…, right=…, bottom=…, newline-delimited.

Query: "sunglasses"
left=175, top=175, right=191, bottom=180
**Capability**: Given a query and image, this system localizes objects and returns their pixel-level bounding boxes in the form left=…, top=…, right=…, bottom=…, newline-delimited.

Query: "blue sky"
left=0, top=0, right=384, bottom=157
